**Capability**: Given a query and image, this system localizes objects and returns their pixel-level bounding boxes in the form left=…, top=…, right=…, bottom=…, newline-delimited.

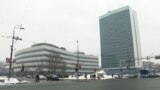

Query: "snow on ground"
left=64, top=70, right=113, bottom=80
left=0, top=76, right=18, bottom=85
left=0, top=76, right=30, bottom=85
left=103, top=75, right=112, bottom=79
left=64, top=74, right=112, bottom=80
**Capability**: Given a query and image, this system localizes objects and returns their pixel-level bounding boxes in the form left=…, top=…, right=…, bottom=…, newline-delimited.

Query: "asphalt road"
left=1, top=78, right=160, bottom=90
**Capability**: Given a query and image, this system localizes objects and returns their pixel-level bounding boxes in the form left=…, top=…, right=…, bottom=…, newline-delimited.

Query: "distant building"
left=14, top=43, right=99, bottom=75
left=142, top=61, right=155, bottom=70
left=99, top=6, right=142, bottom=70
left=0, top=61, right=7, bottom=75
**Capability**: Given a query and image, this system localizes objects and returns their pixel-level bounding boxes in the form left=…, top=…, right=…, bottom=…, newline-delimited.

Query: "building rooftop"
left=30, top=43, right=97, bottom=56
left=31, top=43, right=59, bottom=48
left=100, top=6, right=130, bottom=19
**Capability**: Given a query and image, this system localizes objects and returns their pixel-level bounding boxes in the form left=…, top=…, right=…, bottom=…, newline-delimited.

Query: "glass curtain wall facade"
left=14, top=43, right=99, bottom=75
left=99, top=6, right=142, bottom=69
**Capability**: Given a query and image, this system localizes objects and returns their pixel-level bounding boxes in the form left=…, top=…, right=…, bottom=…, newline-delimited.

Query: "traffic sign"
left=155, top=55, right=160, bottom=59
left=6, top=58, right=11, bottom=63
left=75, top=64, right=81, bottom=69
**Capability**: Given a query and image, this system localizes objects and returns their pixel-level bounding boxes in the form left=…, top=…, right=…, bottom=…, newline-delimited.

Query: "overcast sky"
left=0, top=0, right=160, bottom=62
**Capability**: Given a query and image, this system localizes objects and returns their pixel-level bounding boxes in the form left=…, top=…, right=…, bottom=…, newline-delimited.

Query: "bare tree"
left=48, top=53, right=66, bottom=74
left=61, top=61, right=67, bottom=74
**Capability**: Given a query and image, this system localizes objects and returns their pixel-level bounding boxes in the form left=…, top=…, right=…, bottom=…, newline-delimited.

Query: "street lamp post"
left=8, top=25, right=24, bottom=78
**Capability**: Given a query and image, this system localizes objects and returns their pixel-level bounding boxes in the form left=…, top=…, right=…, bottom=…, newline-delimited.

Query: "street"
left=1, top=78, right=160, bottom=90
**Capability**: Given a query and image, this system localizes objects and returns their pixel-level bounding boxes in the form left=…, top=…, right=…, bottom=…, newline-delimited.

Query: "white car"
left=39, top=75, right=46, bottom=80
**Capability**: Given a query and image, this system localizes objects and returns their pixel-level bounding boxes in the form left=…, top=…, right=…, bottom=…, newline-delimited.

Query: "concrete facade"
left=14, top=43, right=99, bottom=75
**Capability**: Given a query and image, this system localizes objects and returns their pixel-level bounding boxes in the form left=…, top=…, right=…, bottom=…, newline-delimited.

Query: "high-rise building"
left=99, top=6, right=142, bottom=70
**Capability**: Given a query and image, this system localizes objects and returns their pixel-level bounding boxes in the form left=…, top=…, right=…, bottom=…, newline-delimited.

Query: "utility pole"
left=119, top=60, right=122, bottom=78
left=76, top=40, right=79, bottom=80
left=8, top=25, right=24, bottom=79
left=127, top=46, right=131, bottom=76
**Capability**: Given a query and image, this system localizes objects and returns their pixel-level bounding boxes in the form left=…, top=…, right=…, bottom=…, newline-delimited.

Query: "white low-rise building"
left=14, top=43, right=99, bottom=75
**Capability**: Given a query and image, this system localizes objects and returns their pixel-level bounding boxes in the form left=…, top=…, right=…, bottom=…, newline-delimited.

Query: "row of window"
left=14, top=65, right=97, bottom=70
left=15, top=61, right=98, bottom=68
left=15, top=45, right=97, bottom=59
left=15, top=50, right=97, bottom=62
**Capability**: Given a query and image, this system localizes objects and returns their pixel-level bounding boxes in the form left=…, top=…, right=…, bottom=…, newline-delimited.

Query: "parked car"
left=39, top=75, right=46, bottom=80
left=46, top=74, right=59, bottom=81
left=26, top=75, right=32, bottom=78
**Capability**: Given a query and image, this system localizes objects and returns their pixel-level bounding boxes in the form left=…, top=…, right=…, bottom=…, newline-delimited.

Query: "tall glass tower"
left=99, top=6, right=142, bottom=69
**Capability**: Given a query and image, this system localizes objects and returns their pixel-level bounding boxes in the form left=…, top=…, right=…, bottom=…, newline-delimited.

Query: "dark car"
left=47, top=74, right=59, bottom=81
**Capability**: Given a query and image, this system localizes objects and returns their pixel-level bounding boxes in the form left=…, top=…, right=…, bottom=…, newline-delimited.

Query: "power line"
left=0, top=35, right=37, bottom=44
